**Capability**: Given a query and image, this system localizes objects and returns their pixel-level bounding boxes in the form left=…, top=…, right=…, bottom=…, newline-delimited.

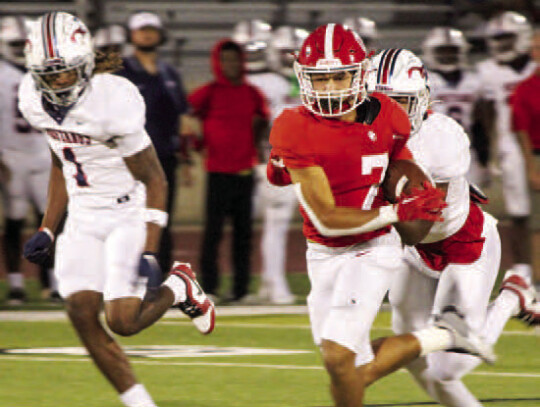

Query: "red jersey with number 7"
left=269, top=92, right=412, bottom=247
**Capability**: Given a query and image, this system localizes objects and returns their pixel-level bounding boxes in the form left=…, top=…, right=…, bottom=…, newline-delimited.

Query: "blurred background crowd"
left=0, top=0, right=538, bottom=306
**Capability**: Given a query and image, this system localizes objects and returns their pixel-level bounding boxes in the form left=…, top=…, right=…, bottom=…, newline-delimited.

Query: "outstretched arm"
left=289, top=166, right=444, bottom=237
left=41, top=149, right=68, bottom=235
left=124, top=145, right=168, bottom=252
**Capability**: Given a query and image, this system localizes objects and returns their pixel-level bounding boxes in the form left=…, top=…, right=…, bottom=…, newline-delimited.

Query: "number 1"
left=63, top=147, right=89, bottom=187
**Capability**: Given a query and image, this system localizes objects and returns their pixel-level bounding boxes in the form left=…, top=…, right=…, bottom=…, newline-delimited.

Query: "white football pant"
left=55, top=202, right=147, bottom=301
left=390, top=213, right=504, bottom=407
left=307, top=230, right=403, bottom=366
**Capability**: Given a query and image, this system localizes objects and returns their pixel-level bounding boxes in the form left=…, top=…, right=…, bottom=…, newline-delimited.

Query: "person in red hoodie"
left=188, top=39, right=269, bottom=302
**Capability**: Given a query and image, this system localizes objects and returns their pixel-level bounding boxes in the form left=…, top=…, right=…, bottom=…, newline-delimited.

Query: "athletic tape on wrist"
left=39, top=227, right=55, bottom=242
left=144, top=209, right=168, bottom=227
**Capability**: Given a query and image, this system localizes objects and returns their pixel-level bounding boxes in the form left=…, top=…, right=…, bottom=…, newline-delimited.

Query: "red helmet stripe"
left=381, top=48, right=398, bottom=84
left=42, top=12, right=58, bottom=59
left=324, top=23, right=335, bottom=60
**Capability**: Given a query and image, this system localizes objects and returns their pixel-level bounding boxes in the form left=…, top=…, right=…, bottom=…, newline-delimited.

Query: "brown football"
left=382, top=159, right=430, bottom=203
left=382, top=159, right=435, bottom=245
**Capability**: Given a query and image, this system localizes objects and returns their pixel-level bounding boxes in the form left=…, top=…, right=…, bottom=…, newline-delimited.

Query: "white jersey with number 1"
left=18, top=72, right=151, bottom=211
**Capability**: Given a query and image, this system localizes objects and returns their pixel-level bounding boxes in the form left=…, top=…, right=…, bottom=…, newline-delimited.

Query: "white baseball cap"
left=128, top=12, right=162, bottom=30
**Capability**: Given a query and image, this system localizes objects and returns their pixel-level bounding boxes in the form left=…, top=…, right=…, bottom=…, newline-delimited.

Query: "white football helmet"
left=422, top=27, right=469, bottom=72
left=366, top=49, right=430, bottom=134
left=268, top=26, right=308, bottom=77
left=0, top=16, right=27, bottom=66
left=485, top=11, right=532, bottom=63
left=93, top=24, right=126, bottom=54
left=25, top=12, right=94, bottom=106
left=343, top=17, right=377, bottom=50
left=232, top=19, right=272, bottom=72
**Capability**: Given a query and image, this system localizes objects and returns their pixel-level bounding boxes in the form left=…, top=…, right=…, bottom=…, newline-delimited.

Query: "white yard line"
left=158, top=321, right=539, bottom=336
left=0, top=306, right=309, bottom=321
left=0, top=310, right=536, bottom=336
left=0, top=355, right=538, bottom=379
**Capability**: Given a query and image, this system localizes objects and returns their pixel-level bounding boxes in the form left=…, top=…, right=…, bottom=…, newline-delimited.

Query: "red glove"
left=267, top=155, right=292, bottom=186
left=395, top=181, right=447, bottom=222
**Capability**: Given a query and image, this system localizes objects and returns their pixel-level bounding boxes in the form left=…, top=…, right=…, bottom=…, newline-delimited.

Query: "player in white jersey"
left=342, top=16, right=378, bottom=53
left=0, top=15, right=58, bottom=303
left=232, top=21, right=307, bottom=304
left=19, top=12, right=215, bottom=407
left=476, top=11, right=536, bottom=283
left=93, top=24, right=127, bottom=55
left=368, top=48, right=540, bottom=407
left=422, top=27, right=490, bottom=186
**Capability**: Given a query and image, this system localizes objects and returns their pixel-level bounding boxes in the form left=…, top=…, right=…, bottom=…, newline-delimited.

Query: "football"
left=382, top=159, right=434, bottom=245
left=382, top=159, right=431, bottom=203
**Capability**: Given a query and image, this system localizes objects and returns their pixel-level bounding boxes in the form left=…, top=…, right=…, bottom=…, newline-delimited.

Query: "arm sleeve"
left=106, top=77, right=152, bottom=157
left=511, top=85, right=531, bottom=133
left=430, top=119, right=471, bottom=181
left=389, top=100, right=413, bottom=161
left=269, top=110, right=318, bottom=169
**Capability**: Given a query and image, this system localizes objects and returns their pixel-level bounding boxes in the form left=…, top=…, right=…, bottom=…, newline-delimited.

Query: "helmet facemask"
left=488, top=33, right=519, bottom=62
left=295, top=61, right=368, bottom=117
left=243, top=40, right=268, bottom=72
left=432, top=45, right=462, bottom=72
left=30, top=56, right=93, bottom=107
left=384, top=88, right=430, bottom=134
left=485, top=12, right=532, bottom=63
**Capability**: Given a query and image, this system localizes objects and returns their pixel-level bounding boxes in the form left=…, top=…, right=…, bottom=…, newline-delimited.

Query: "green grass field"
left=0, top=309, right=538, bottom=407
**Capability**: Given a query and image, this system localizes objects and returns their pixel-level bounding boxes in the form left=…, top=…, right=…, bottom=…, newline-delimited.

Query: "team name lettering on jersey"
left=46, top=129, right=91, bottom=145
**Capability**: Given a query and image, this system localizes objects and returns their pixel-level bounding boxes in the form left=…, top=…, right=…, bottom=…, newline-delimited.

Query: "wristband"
left=144, top=208, right=168, bottom=227
left=39, top=227, right=55, bottom=242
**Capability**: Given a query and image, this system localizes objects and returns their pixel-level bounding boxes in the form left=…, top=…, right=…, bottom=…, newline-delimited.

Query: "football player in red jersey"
left=267, top=24, right=495, bottom=406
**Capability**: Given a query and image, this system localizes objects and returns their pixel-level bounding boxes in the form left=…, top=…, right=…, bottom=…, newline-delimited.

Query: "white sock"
left=482, top=291, right=520, bottom=345
left=413, top=327, right=453, bottom=357
left=512, top=263, right=533, bottom=284
left=48, top=269, right=58, bottom=292
left=119, top=383, right=157, bottom=407
left=8, top=272, right=24, bottom=289
left=163, top=275, right=187, bottom=305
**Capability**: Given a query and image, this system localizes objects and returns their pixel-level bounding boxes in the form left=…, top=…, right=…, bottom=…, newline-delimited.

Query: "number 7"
left=63, top=147, right=90, bottom=187
left=362, top=153, right=389, bottom=210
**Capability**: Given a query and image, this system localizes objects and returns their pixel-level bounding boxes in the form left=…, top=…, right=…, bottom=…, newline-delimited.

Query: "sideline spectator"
left=117, top=12, right=189, bottom=275
left=188, top=39, right=269, bottom=303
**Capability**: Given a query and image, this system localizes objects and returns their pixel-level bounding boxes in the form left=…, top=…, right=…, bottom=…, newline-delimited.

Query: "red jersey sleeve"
left=511, top=84, right=531, bottom=133
left=388, top=97, right=412, bottom=161
left=187, top=84, right=213, bottom=118
left=269, top=109, right=318, bottom=169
